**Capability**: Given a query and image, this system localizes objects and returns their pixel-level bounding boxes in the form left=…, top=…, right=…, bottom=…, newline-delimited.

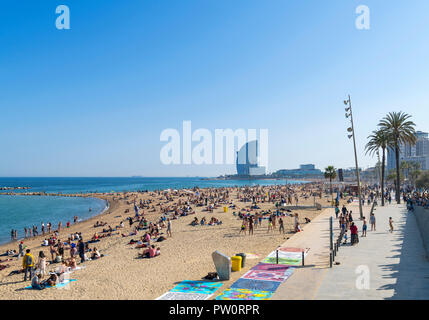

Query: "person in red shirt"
left=350, top=222, right=359, bottom=245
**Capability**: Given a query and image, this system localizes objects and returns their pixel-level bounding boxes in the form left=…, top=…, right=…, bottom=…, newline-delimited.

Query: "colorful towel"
left=242, top=269, right=293, bottom=282
left=230, top=278, right=281, bottom=291
left=267, top=250, right=304, bottom=260
left=24, top=279, right=77, bottom=290
left=156, top=291, right=212, bottom=300
left=262, top=256, right=302, bottom=266
left=216, top=288, right=273, bottom=300
left=261, top=249, right=307, bottom=266
left=251, top=263, right=293, bottom=272
left=170, top=280, right=223, bottom=295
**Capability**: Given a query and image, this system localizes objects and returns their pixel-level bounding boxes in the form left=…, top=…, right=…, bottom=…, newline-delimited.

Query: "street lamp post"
left=344, top=95, right=364, bottom=220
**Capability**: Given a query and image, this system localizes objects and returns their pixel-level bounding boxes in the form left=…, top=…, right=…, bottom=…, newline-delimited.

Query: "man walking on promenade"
left=22, top=249, right=35, bottom=281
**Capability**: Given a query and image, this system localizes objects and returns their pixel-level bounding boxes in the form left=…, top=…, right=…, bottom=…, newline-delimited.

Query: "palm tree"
left=379, top=112, right=417, bottom=204
left=324, top=166, right=337, bottom=205
left=365, top=129, right=392, bottom=206
left=400, top=160, right=411, bottom=181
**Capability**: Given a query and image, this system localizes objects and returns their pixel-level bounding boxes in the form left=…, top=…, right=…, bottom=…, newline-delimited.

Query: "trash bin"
left=231, top=256, right=242, bottom=272
left=236, top=253, right=246, bottom=268
left=224, top=207, right=228, bottom=213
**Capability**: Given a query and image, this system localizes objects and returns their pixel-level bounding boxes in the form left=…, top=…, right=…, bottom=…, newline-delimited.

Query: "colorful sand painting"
left=170, top=280, right=223, bottom=295
left=242, top=269, right=292, bottom=282
left=156, top=291, right=212, bottom=300
left=262, top=256, right=301, bottom=266
left=251, top=263, right=293, bottom=272
left=230, top=278, right=281, bottom=291
left=215, top=288, right=274, bottom=300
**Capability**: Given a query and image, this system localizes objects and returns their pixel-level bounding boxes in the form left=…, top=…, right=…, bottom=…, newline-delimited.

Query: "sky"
left=1, top=0, right=429, bottom=177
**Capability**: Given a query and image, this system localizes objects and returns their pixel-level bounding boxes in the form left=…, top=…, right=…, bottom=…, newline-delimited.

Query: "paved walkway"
left=315, top=203, right=429, bottom=300
left=273, top=203, right=429, bottom=300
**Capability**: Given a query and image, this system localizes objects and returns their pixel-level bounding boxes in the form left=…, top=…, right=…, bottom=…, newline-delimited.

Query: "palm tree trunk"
left=330, top=177, right=333, bottom=205
left=395, top=145, right=401, bottom=204
left=381, top=148, right=385, bottom=206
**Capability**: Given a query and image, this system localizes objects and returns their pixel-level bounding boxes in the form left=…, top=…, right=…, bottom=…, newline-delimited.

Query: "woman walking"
left=370, top=213, right=376, bottom=231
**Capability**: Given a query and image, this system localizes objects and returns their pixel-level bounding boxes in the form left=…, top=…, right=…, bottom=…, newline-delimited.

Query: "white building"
left=387, top=131, right=429, bottom=171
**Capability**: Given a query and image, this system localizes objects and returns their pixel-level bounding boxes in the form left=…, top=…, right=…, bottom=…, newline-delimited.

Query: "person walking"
left=362, top=217, right=367, bottom=237
left=370, top=213, right=376, bottom=231
left=78, top=239, right=85, bottom=263
left=18, top=241, right=25, bottom=260
left=279, top=217, right=284, bottom=234
left=389, top=217, right=394, bottom=233
left=248, top=217, right=254, bottom=235
left=350, top=222, right=359, bottom=245
left=166, top=218, right=172, bottom=237
left=22, top=249, right=35, bottom=281
left=335, top=206, right=339, bottom=219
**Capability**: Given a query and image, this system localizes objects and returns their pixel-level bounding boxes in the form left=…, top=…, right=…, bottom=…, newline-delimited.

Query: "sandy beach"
left=0, top=185, right=340, bottom=300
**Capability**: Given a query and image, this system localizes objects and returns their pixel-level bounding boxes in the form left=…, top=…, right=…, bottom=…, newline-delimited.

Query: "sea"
left=0, top=177, right=307, bottom=245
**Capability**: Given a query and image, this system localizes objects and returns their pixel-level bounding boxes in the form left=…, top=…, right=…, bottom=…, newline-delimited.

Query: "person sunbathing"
left=190, top=217, right=199, bottom=226
left=43, top=273, right=58, bottom=287
left=31, top=272, right=45, bottom=290
left=68, top=257, right=77, bottom=269
left=91, top=247, right=101, bottom=260
left=140, top=245, right=160, bottom=258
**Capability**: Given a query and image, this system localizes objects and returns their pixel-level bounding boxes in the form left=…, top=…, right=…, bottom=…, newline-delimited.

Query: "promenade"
left=273, top=203, right=429, bottom=300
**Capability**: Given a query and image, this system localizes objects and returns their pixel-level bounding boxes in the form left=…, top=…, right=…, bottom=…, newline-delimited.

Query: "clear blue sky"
left=1, top=1, right=429, bottom=177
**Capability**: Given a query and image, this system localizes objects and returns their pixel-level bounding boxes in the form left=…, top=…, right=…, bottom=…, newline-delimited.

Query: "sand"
left=0, top=187, right=339, bottom=300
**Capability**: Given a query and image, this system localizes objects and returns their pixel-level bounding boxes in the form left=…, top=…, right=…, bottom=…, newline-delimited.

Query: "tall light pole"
left=344, top=95, right=364, bottom=220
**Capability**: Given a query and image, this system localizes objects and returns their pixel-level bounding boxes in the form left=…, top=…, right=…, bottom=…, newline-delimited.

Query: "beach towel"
left=244, top=253, right=261, bottom=260
left=156, top=291, right=212, bottom=300
left=267, top=250, right=305, bottom=260
left=170, top=280, right=223, bottom=295
left=261, top=249, right=307, bottom=266
left=242, top=269, right=293, bottom=282
left=24, top=279, right=77, bottom=290
left=215, top=288, right=273, bottom=300
left=230, top=278, right=281, bottom=292
left=261, top=256, right=301, bottom=266
left=251, top=263, right=293, bottom=272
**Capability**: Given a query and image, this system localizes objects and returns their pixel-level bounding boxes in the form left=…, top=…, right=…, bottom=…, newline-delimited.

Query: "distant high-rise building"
left=387, top=131, right=429, bottom=171
left=236, top=140, right=266, bottom=176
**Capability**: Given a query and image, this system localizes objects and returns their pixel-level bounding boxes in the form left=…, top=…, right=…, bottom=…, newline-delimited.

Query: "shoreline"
left=0, top=194, right=111, bottom=246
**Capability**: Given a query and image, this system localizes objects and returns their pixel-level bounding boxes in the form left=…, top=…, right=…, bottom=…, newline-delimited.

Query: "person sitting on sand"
left=45, top=273, right=58, bottom=287
left=190, top=217, right=199, bottom=226
left=140, top=245, right=159, bottom=258
left=91, top=233, right=100, bottom=242
left=31, top=272, right=45, bottom=290
left=91, top=247, right=101, bottom=260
